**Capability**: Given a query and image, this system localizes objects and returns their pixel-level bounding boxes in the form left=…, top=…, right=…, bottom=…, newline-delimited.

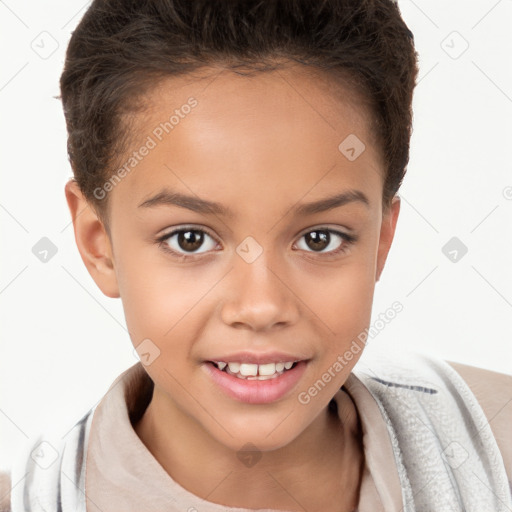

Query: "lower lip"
left=203, top=361, right=308, bottom=404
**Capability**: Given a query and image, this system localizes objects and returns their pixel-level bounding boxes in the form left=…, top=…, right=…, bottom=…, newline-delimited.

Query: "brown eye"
left=177, top=230, right=204, bottom=252
left=295, top=228, right=356, bottom=256
left=159, top=227, right=218, bottom=255
left=304, top=230, right=330, bottom=251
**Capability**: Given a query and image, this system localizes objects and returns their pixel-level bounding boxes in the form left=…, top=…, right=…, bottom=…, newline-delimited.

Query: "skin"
left=65, top=64, right=400, bottom=511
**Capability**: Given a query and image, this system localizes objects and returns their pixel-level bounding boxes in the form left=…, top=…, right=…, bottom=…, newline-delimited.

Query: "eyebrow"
left=137, top=188, right=370, bottom=217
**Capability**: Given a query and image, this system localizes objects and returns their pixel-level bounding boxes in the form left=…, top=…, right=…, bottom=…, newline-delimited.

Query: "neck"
left=134, top=386, right=363, bottom=512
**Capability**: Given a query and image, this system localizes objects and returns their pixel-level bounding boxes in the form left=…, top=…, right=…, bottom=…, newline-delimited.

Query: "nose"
left=219, top=250, right=300, bottom=332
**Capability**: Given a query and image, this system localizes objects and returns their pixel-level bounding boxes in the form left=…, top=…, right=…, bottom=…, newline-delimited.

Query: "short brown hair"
left=59, top=0, right=419, bottom=229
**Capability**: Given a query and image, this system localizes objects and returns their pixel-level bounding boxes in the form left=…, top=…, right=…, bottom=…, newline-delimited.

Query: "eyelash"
left=156, top=226, right=358, bottom=261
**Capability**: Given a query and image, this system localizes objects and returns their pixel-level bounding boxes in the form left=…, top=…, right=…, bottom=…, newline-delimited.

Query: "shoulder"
left=446, top=360, right=512, bottom=483
left=0, top=470, right=10, bottom=512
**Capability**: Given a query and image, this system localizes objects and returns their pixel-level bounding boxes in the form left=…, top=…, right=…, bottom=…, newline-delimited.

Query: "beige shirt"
left=2, top=360, right=511, bottom=511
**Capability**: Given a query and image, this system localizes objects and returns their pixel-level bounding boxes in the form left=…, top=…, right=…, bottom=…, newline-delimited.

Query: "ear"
left=375, top=194, right=401, bottom=282
left=64, top=179, right=120, bottom=298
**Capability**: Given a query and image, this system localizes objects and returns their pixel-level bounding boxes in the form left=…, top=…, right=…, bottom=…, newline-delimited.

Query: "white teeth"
left=215, top=360, right=297, bottom=378
left=227, top=362, right=240, bottom=373
left=239, top=363, right=258, bottom=376
left=258, top=363, right=276, bottom=376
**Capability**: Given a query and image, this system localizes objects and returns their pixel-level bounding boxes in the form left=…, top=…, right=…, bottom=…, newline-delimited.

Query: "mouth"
left=203, top=359, right=308, bottom=404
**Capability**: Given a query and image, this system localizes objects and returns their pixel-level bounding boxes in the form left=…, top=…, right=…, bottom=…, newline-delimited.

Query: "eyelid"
left=157, top=224, right=219, bottom=241
left=295, top=224, right=354, bottom=239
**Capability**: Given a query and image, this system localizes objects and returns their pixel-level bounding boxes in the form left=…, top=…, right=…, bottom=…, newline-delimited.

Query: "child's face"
left=71, top=65, right=399, bottom=451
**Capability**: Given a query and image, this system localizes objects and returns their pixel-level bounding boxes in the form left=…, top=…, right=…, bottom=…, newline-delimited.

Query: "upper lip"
left=206, top=351, right=309, bottom=365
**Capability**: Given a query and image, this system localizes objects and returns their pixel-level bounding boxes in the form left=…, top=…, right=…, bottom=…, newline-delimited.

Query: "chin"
left=204, top=411, right=308, bottom=453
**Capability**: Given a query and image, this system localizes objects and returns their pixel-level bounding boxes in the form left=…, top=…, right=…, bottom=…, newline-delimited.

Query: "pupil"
left=178, top=230, right=204, bottom=252
left=306, top=230, right=329, bottom=251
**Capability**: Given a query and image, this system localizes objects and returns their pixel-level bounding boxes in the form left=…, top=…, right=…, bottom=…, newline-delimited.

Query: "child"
left=3, top=0, right=511, bottom=511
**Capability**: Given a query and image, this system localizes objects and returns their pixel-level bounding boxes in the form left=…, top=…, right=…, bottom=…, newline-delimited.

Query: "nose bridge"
left=220, top=240, right=298, bottom=330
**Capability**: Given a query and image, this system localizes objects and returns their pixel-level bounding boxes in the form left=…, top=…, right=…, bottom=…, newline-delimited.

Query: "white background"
left=1, top=0, right=511, bottom=472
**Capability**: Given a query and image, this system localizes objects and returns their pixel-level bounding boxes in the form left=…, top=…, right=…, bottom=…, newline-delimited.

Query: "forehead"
left=112, top=64, right=384, bottom=210
left=136, top=63, right=378, bottom=147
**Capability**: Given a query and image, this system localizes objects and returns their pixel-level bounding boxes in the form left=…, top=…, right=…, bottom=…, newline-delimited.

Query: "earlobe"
left=64, top=179, right=120, bottom=298
left=375, top=194, right=401, bottom=282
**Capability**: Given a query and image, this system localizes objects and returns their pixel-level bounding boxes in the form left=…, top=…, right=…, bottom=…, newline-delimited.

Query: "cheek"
left=113, top=239, right=170, bottom=335
left=296, top=260, right=376, bottom=340
left=115, top=243, right=220, bottom=348
left=298, top=266, right=375, bottom=401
